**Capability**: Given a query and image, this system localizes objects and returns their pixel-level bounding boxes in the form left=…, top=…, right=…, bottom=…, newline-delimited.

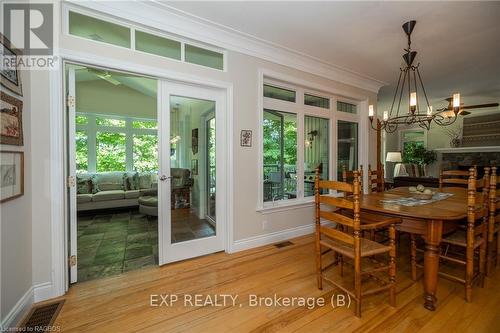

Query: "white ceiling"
left=165, top=1, right=500, bottom=111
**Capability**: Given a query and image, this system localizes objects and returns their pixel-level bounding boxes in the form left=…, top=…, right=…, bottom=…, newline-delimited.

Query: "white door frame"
left=54, top=50, right=233, bottom=295
left=159, top=81, right=226, bottom=264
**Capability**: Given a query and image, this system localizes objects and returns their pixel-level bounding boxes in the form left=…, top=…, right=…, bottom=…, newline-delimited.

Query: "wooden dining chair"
left=439, top=169, right=470, bottom=190
left=368, top=164, right=385, bottom=193
left=314, top=169, right=401, bottom=317
left=487, top=166, right=500, bottom=275
left=435, top=167, right=487, bottom=302
left=342, top=164, right=363, bottom=192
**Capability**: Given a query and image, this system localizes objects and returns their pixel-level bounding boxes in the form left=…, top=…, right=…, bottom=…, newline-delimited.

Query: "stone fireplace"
left=434, top=147, right=500, bottom=178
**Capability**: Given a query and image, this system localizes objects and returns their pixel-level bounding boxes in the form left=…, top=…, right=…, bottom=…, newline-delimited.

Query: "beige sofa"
left=76, top=169, right=192, bottom=212
left=77, top=171, right=158, bottom=212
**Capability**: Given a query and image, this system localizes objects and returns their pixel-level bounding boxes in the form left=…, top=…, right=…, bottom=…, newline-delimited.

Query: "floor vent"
left=19, top=300, right=65, bottom=331
left=274, top=241, right=294, bottom=248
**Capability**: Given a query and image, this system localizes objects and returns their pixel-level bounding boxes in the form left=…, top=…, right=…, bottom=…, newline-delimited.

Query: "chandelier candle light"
left=369, top=20, right=462, bottom=133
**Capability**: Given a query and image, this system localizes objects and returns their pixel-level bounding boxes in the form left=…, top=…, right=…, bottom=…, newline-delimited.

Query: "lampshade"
left=386, top=152, right=402, bottom=163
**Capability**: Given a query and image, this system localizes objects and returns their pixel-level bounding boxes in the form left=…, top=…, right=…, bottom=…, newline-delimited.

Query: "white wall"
left=21, top=1, right=378, bottom=306
left=1, top=69, right=33, bottom=326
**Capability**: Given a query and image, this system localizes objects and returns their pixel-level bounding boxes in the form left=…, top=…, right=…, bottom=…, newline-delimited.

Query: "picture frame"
left=1, top=91, right=24, bottom=146
left=192, top=128, right=199, bottom=154
left=0, top=151, right=24, bottom=203
left=191, top=159, right=198, bottom=176
left=0, top=33, right=23, bottom=96
left=240, top=129, right=252, bottom=147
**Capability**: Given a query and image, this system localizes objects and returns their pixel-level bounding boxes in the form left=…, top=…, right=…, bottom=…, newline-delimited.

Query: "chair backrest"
left=342, top=164, right=363, bottom=192
left=489, top=167, right=498, bottom=218
left=440, top=169, right=470, bottom=190
left=315, top=169, right=361, bottom=245
left=368, top=164, right=384, bottom=193
left=467, top=167, right=487, bottom=224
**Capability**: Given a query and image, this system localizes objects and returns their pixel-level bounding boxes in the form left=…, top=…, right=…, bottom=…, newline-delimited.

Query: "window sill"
left=257, top=199, right=314, bottom=215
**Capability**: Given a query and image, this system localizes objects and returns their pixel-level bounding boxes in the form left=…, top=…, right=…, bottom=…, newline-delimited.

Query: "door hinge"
left=69, top=255, right=77, bottom=267
left=67, top=95, right=76, bottom=108
left=67, top=176, right=76, bottom=188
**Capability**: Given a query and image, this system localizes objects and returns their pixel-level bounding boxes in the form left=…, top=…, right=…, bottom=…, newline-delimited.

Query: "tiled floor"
left=77, top=208, right=215, bottom=282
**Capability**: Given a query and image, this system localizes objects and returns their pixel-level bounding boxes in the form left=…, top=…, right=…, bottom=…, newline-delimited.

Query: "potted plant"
left=402, top=142, right=437, bottom=176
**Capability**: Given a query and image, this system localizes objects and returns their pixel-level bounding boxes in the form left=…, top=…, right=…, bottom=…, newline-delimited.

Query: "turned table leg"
left=423, top=219, right=442, bottom=311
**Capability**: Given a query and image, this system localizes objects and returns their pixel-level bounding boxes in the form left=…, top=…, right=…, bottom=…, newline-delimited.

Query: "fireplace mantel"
left=434, top=146, right=500, bottom=153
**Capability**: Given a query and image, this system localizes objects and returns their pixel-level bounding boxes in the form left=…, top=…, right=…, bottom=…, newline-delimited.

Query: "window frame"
left=75, top=112, right=157, bottom=173
left=398, top=128, right=428, bottom=151
left=258, top=76, right=364, bottom=211
left=63, top=4, right=227, bottom=71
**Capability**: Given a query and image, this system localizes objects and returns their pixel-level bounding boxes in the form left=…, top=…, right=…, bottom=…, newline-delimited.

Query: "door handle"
left=159, top=175, right=172, bottom=181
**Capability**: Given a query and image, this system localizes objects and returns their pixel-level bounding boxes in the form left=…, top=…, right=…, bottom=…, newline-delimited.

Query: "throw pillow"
left=76, top=173, right=93, bottom=194
left=138, top=173, right=153, bottom=189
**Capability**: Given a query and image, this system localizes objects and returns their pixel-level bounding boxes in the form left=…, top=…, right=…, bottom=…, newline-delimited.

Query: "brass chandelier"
left=369, top=20, right=461, bottom=133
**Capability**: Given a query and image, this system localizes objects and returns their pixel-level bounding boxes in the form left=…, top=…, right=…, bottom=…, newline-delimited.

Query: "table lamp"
left=386, top=152, right=402, bottom=181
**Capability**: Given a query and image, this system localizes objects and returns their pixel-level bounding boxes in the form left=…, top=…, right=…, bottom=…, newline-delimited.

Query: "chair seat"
left=320, top=233, right=391, bottom=258
left=442, top=230, right=484, bottom=248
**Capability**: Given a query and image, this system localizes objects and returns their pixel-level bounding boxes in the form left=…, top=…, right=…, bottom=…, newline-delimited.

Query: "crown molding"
left=67, top=1, right=386, bottom=93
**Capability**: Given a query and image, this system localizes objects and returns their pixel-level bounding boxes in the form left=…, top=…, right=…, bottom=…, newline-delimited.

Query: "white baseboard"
left=230, top=224, right=314, bottom=253
left=34, top=282, right=54, bottom=303
left=0, top=286, right=34, bottom=330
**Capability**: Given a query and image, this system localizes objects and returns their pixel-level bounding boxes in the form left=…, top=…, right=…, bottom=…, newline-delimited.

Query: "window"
left=185, top=44, right=224, bottom=70
left=133, top=134, right=158, bottom=172
left=261, top=79, right=361, bottom=207
left=263, top=84, right=296, bottom=102
left=305, top=94, right=329, bottom=109
left=75, top=113, right=158, bottom=173
left=75, top=130, right=88, bottom=173
left=96, top=132, right=126, bottom=172
left=337, top=120, right=358, bottom=180
left=304, top=116, right=329, bottom=196
left=263, top=110, right=297, bottom=202
left=69, top=11, right=131, bottom=48
left=135, top=30, right=181, bottom=60
left=337, top=101, right=357, bottom=114
left=401, top=129, right=426, bottom=151
left=66, top=8, right=225, bottom=71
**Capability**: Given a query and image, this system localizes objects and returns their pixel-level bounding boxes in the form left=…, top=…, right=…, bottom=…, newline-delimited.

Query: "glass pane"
left=96, top=132, right=126, bottom=171
left=185, top=44, right=224, bottom=70
left=337, top=101, right=357, bottom=114
left=263, top=84, right=296, bottom=102
left=69, top=11, right=131, bottom=48
left=75, top=114, right=88, bottom=125
left=133, top=135, right=158, bottom=172
left=263, top=109, right=297, bottom=202
left=96, top=117, right=125, bottom=127
left=75, top=130, right=88, bottom=173
left=132, top=120, right=158, bottom=129
left=403, top=130, right=425, bottom=140
left=304, top=116, right=329, bottom=196
left=305, top=94, right=330, bottom=109
left=337, top=120, right=358, bottom=180
left=170, top=96, right=216, bottom=244
left=135, top=30, right=181, bottom=60
left=207, top=117, right=216, bottom=221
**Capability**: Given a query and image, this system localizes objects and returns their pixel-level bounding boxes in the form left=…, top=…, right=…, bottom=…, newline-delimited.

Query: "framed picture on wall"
left=240, top=129, right=252, bottom=147
left=0, top=151, right=24, bottom=203
left=1, top=91, right=24, bottom=146
left=0, top=33, right=23, bottom=96
left=192, top=128, right=199, bottom=154
left=191, top=159, right=198, bottom=176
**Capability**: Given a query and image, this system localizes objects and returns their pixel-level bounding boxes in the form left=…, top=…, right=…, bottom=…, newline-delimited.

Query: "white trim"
left=434, top=146, right=500, bottom=153
left=257, top=200, right=314, bottom=215
left=33, top=282, right=53, bottom=303
left=0, top=287, right=34, bottom=329
left=49, top=48, right=234, bottom=297
left=68, top=1, right=385, bottom=93
left=230, top=224, right=314, bottom=253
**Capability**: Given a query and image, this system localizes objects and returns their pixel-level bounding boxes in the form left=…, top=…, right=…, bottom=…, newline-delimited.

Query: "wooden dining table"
left=360, top=186, right=469, bottom=311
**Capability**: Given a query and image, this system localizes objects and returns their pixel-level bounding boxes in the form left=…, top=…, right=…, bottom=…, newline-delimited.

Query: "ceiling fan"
left=436, top=97, right=499, bottom=116
left=87, top=68, right=121, bottom=86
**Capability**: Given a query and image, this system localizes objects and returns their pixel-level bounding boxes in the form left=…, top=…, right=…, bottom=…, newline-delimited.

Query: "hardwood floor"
left=54, top=234, right=500, bottom=332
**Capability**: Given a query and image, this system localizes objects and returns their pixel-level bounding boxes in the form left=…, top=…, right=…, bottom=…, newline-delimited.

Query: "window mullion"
left=125, top=118, right=134, bottom=172
left=296, top=96, right=305, bottom=200
left=88, top=114, right=97, bottom=173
